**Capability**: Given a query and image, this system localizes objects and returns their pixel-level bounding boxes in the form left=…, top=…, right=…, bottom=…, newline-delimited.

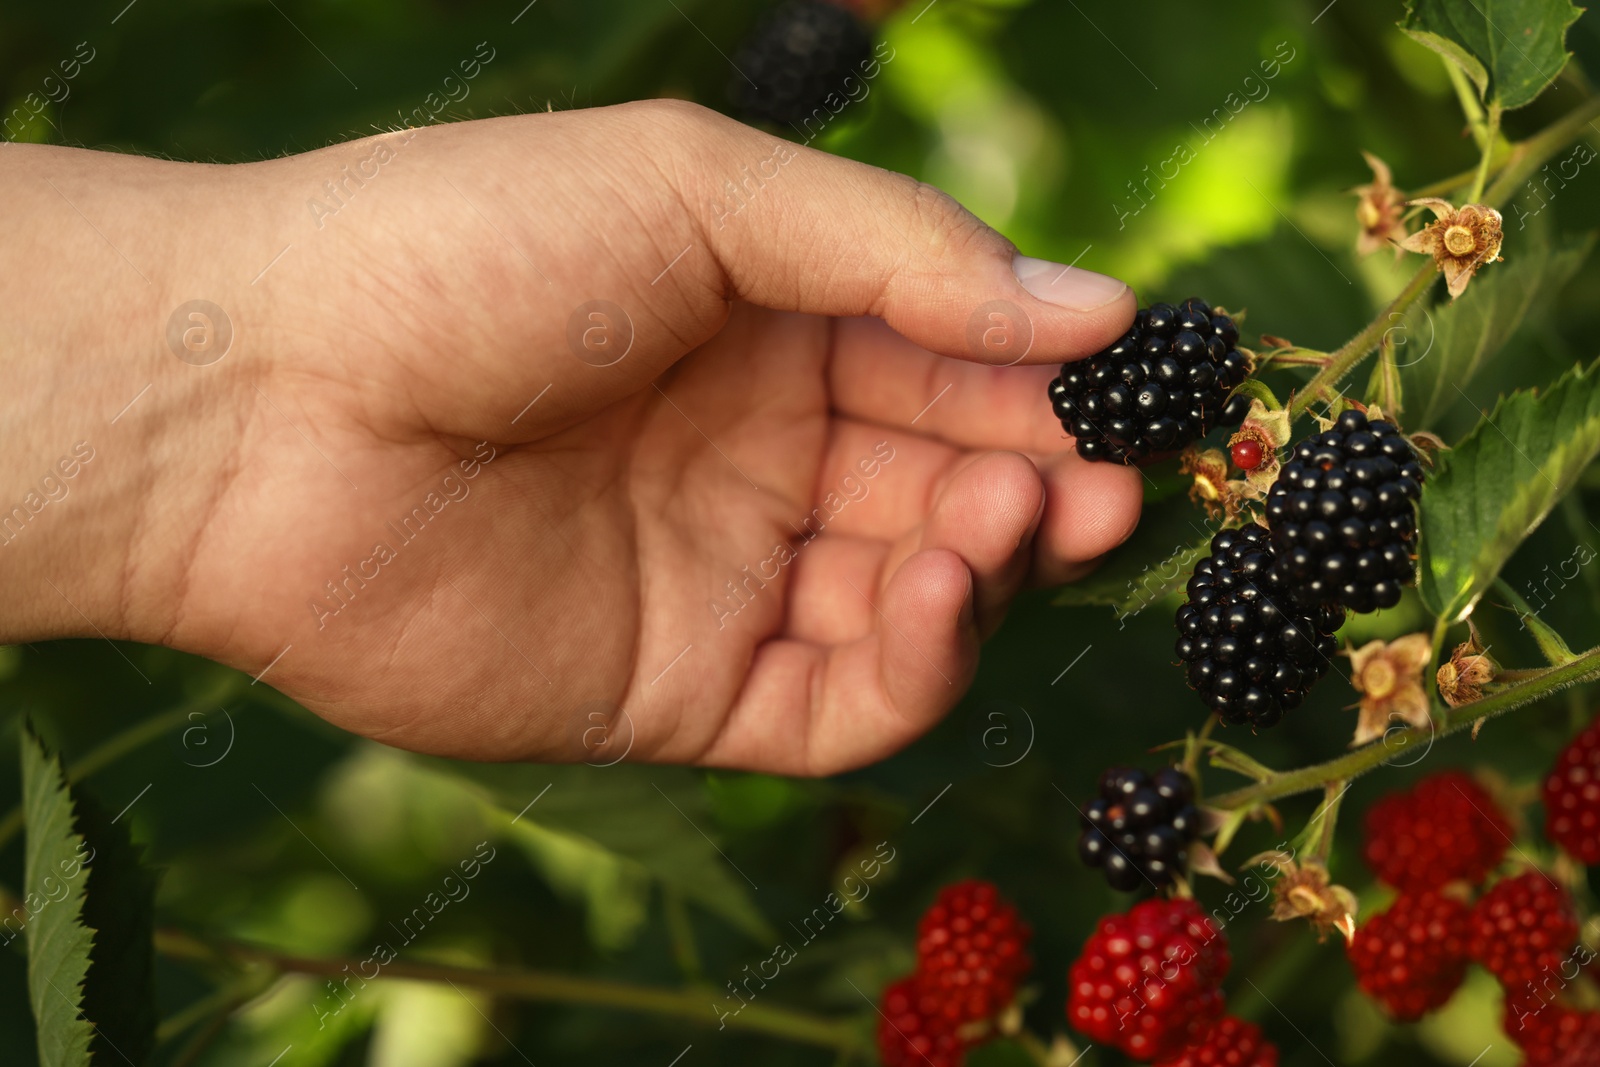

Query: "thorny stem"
left=153, top=929, right=871, bottom=1053
left=1207, top=643, right=1600, bottom=811
left=1284, top=94, right=1600, bottom=421
left=1287, top=263, right=1437, bottom=419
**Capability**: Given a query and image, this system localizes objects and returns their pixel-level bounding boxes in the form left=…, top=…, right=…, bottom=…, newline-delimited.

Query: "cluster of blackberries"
left=1264, top=409, right=1423, bottom=613
left=1174, top=525, right=1344, bottom=729
left=728, top=1, right=873, bottom=127
left=1049, top=297, right=1251, bottom=465
left=1078, top=767, right=1201, bottom=890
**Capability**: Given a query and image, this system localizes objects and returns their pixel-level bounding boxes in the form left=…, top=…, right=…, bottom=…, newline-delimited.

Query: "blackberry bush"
left=1264, top=409, right=1424, bottom=613
left=1048, top=297, right=1250, bottom=464
left=1174, top=525, right=1344, bottom=729
left=1077, top=766, right=1200, bottom=891
left=728, top=1, right=874, bottom=127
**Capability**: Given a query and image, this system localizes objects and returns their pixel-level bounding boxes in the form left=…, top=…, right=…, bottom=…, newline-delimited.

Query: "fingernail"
left=1013, top=254, right=1129, bottom=312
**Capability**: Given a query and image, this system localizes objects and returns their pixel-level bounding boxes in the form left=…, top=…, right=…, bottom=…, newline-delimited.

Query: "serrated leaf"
left=21, top=730, right=94, bottom=1067
left=1401, top=226, right=1594, bottom=427
left=428, top=761, right=773, bottom=943
left=75, top=793, right=157, bottom=1066
left=1400, top=0, right=1582, bottom=110
left=1419, top=362, right=1600, bottom=621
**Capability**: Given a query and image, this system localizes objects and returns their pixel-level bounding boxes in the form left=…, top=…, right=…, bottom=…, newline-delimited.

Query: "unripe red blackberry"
left=1264, top=408, right=1424, bottom=613
left=1153, top=1016, right=1279, bottom=1067
left=877, top=976, right=966, bottom=1067
left=1049, top=297, right=1249, bottom=464
left=1505, top=998, right=1600, bottom=1066
left=1230, top=438, right=1264, bottom=471
left=1346, top=890, right=1471, bottom=1022
left=1174, top=525, right=1345, bottom=729
left=1077, top=767, right=1201, bottom=891
left=1544, top=718, right=1600, bottom=865
left=728, top=1, right=874, bottom=127
left=1470, top=871, right=1581, bottom=992
left=1362, top=770, right=1511, bottom=892
left=916, top=880, right=1031, bottom=1024
left=1067, top=898, right=1231, bottom=1061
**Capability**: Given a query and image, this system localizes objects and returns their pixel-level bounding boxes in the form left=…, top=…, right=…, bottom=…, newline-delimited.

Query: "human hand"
left=0, top=100, right=1140, bottom=773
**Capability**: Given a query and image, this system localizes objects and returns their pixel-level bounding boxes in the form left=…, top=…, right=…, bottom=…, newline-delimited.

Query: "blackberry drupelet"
left=1048, top=296, right=1249, bottom=464
left=1264, top=409, right=1424, bottom=613
left=1078, top=767, right=1201, bottom=891
left=1175, top=525, right=1345, bottom=729
left=728, top=1, right=874, bottom=127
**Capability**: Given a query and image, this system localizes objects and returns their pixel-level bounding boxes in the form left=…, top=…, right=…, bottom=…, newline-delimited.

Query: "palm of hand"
left=158, top=104, right=1139, bottom=774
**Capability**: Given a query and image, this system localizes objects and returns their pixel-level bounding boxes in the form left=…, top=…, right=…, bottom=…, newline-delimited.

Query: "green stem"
left=1410, top=148, right=1512, bottom=199
left=154, top=930, right=869, bottom=1053
left=1468, top=103, right=1504, bottom=202
left=1484, top=95, right=1600, bottom=207
left=1491, top=577, right=1578, bottom=665
left=1288, top=263, right=1437, bottom=419
left=1209, top=643, right=1600, bottom=810
left=1447, top=62, right=1491, bottom=150
left=0, top=673, right=244, bottom=851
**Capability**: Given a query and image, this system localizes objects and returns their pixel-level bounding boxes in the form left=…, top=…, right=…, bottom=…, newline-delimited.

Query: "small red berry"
left=1544, top=719, right=1600, bottom=864
left=1230, top=438, right=1264, bottom=470
left=1470, top=871, right=1580, bottom=992
left=916, top=880, right=1031, bottom=1025
left=877, top=976, right=966, bottom=1067
left=1154, top=1016, right=1278, bottom=1067
left=1067, top=897, right=1231, bottom=1061
left=1362, top=770, right=1512, bottom=892
left=1346, top=890, right=1471, bottom=1022
left=1504, top=997, right=1600, bottom=1066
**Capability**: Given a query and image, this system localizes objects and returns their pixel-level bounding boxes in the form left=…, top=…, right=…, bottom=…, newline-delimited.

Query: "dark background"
left=2, top=1, right=1599, bottom=1064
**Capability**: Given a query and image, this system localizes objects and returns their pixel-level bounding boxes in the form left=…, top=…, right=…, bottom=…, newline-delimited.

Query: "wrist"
left=0, top=143, right=269, bottom=651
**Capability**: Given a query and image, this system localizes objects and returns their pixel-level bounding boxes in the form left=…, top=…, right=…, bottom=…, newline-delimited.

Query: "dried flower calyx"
left=1399, top=198, right=1504, bottom=298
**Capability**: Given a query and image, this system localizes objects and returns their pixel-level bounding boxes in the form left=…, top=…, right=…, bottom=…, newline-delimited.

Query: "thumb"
left=672, top=103, right=1136, bottom=364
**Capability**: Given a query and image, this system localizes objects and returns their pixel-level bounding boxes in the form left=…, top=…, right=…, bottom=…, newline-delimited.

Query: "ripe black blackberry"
left=1264, top=409, right=1424, bottom=613
left=1077, top=767, right=1200, bottom=891
left=728, top=1, right=874, bottom=128
left=1048, top=297, right=1249, bottom=464
left=1175, top=525, right=1345, bottom=729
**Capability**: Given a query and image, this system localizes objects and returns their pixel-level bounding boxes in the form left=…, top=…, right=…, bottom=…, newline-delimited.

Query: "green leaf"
left=506, top=820, right=651, bottom=951
left=1419, top=362, right=1600, bottom=622
left=75, top=793, right=158, bottom=1066
left=20, top=730, right=94, bottom=1067
left=430, top=761, right=774, bottom=943
left=1401, top=226, right=1594, bottom=427
left=1400, top=0, right=1582, bottom=110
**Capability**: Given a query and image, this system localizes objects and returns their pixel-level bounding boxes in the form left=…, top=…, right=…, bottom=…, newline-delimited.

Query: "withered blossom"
left=1400, top=198, right=1504, bottom=298
left=1353, top=152, right=1406, bottom=256
left=1347, top=633, right=1434, bottom=745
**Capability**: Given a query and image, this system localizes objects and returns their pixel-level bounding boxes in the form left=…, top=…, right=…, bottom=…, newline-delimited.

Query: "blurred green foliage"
left=3, top=1, right=1600, bottom=1065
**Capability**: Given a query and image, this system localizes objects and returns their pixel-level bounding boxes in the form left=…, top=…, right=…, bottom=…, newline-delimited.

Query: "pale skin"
left=0, top=100, right=1141, bottom=774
